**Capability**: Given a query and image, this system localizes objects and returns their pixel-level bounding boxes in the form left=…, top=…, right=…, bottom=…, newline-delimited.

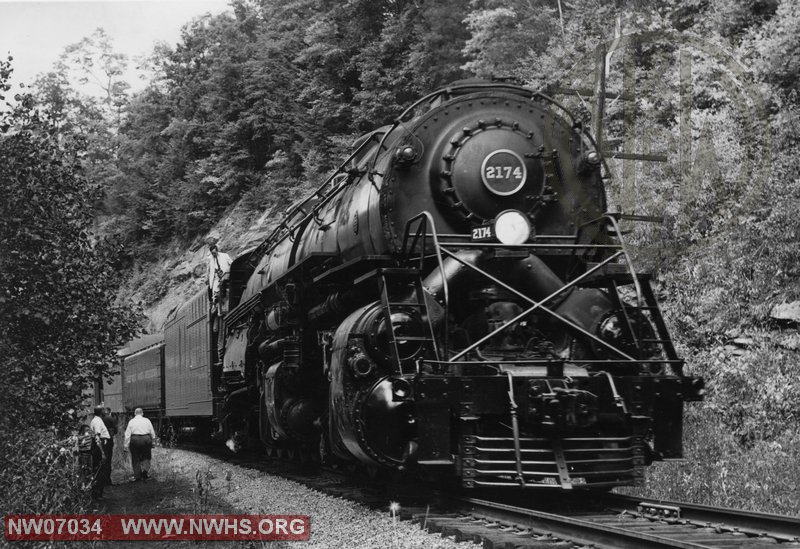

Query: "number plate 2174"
left=471, top=225, right=493, bottom=241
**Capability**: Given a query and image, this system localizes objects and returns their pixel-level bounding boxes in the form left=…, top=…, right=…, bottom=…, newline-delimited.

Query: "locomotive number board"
left=471, top=225, right=494, bottom=241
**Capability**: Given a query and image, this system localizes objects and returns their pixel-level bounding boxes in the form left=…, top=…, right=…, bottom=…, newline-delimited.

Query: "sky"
left=0, top=0, right=232, bottom=93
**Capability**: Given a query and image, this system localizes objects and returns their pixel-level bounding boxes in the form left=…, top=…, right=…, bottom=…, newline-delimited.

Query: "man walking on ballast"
left=124, top=408, right=157, bottom=481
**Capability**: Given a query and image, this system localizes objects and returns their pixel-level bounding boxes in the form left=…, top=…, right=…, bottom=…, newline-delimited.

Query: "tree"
left=0, top=57, right=139, bottom=431
left=462, top=0, right=557, bottom=79
left=33, top=29, right=131, bottom=162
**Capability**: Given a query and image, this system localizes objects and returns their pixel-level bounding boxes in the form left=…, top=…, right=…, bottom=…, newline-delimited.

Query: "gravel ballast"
left=152, top=448, right=474, bottom=548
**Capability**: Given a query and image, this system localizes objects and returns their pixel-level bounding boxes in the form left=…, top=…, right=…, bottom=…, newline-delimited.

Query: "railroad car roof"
left=117, top=333, right=164, bottom=357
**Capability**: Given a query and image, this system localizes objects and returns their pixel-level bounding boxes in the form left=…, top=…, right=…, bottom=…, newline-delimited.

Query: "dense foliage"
left=90, top=0, right=472, bottom=251
left=0, top=57, right=139, bottom=512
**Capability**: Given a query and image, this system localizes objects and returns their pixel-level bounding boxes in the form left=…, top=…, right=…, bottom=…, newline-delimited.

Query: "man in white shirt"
left=89, top=406, right=112, bottom=499
left=124, top=408, right=157, bottom=481
left=207, top=244, right=233, bottom=313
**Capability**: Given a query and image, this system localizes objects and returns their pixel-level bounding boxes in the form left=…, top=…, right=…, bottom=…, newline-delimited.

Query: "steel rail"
left=603, top=493, right=800, bottom=542
left=454, top=497, right=715, bottom=549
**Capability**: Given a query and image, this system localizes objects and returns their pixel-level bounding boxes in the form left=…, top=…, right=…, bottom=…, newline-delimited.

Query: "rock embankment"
left=121, top=202, right=283, bottom=332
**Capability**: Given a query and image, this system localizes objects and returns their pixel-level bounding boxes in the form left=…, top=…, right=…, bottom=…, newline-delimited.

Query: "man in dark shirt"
left=101, top=407, right=118, bottom=486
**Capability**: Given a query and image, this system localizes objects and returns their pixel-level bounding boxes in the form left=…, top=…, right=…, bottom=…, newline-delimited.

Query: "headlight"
left=493, top=210, right=531, bottom=245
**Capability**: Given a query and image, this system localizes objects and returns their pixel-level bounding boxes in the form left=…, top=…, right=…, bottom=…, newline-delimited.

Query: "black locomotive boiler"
left=189, top=81, right=703, bottom=490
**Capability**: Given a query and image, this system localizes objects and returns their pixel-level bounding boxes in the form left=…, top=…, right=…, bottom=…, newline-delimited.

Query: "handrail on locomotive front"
left=577, top=213, right=646, bottom=312
left=445, top=248, right=635, bottom=362
left=402, top=211, right=450, bottom=358
left=400, top=211, right=656, bottom=368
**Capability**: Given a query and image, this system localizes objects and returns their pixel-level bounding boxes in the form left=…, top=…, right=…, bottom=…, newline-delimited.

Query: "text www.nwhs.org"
left=4, top=514, right=310, bottom=541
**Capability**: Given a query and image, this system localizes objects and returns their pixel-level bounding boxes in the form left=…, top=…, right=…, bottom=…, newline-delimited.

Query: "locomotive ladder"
left=378, top=268, right=440, bottom=374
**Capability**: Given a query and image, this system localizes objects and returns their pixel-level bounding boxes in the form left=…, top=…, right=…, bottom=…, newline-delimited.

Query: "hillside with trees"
left=3, top=0, right=799, bottom=514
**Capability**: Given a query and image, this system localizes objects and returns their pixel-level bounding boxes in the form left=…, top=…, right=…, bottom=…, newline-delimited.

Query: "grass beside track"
left=622, top=408, right=800, bottom=517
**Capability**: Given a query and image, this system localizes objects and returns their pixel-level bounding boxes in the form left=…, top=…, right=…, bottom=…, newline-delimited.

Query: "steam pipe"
left=420, top=249, right=485, bottom=303
left=307, top=288, right=368, bottom=321
left=416, top=250, right=571, bottom=330
left=501, top=254, right=571, bottom=305
left=258, top=338, right=287, bottom=359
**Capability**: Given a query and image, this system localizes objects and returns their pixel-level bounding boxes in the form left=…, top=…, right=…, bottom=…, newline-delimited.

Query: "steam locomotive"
left=108, top=81, right=704, bottom=490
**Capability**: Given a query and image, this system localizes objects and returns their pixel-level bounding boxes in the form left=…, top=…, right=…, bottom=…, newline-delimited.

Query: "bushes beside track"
left=0, top=426, right=89, bottom=517
left=627, top=408, right=800, bottom=516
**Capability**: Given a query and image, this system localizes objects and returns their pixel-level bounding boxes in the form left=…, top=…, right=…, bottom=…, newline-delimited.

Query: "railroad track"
left=180, top=443, right=800, bottom=548
left=402, top=492, right=800, bottom=549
